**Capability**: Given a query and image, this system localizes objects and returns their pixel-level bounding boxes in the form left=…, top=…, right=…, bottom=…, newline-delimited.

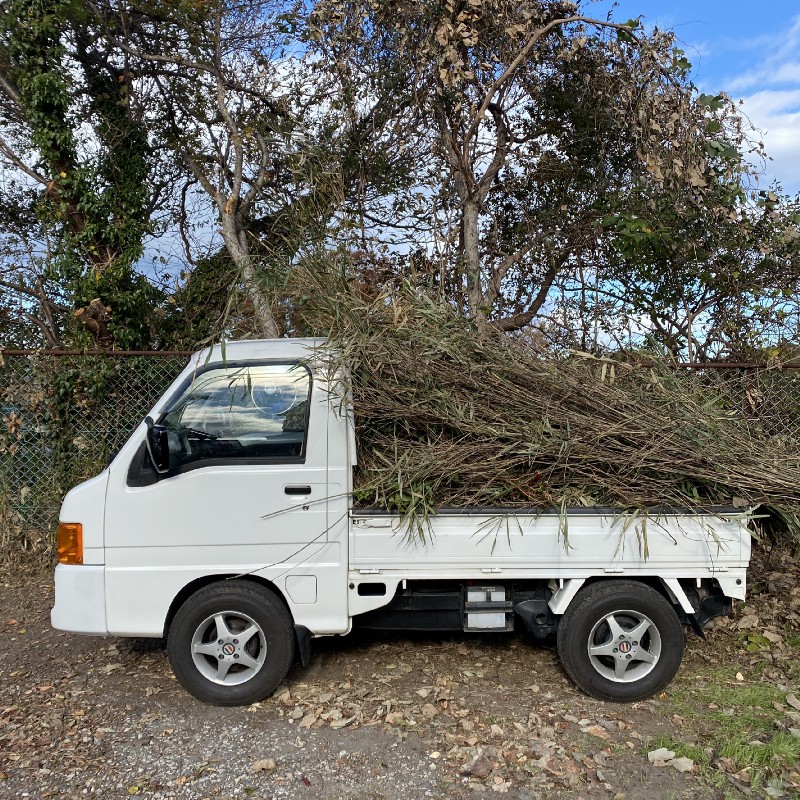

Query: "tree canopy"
left=1, top=0, right=798, bottom=358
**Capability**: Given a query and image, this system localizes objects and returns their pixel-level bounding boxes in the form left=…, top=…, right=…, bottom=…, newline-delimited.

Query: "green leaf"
left=698, top=93, right=725, bottom=111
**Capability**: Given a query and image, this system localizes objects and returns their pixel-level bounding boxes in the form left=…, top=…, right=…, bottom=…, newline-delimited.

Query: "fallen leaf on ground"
left=647, top=747, right=675, bottom=764
left=582, top=725, right=611, bottom=740
left=465, top=757, right=493, bottom=778
left=330, top=714, right=357, bottom=729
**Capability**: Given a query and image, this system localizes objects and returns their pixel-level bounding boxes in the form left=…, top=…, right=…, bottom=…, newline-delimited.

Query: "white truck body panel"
left=51, top=564, right=106, bottom=634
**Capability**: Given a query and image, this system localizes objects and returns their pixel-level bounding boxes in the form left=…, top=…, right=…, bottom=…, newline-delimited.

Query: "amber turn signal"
left=57, top=523, right=83, bottom=564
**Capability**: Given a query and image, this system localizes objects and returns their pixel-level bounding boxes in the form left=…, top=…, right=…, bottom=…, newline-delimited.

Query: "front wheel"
left=168, top=581, right=295, bottom=706
left=556, top=581, right=685, bottom=702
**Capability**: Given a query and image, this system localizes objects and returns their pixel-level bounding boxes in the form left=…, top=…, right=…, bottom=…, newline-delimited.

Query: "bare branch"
left=23, top=311, right=61, bottom=348
left=485, top=238, right=538, bottom=309
left=109, top=38, right=217, bottom=76
left=0, top=133, right=48, bottom=186
left=178, top=179, right=199, bottom=266
left=213, top=10, right=243, bottom=208
left=462, top=15, right=640, bottom=161
left=182, top=152, right=223, bottom=212
left=0, top=277, right=66, bottom=308
left=35, top=276, right=62, bottom=346
left=475, top=103, right=509, bottom=203
left=490, top=252, right=567, bottom=333
left=241, top=130, right=273, bottom=213
left=0, top=71, right=20, bottom=104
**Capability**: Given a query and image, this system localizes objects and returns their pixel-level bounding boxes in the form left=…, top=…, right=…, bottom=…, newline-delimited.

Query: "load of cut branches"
left=294, top=264, right=800, bottom=529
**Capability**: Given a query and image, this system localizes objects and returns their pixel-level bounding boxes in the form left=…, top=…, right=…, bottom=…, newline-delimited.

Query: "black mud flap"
left=295, top=625, right=313, bottom=666
left=687, top=613, right=706, bottom=640
left=678, top=586, right=732, bottom=638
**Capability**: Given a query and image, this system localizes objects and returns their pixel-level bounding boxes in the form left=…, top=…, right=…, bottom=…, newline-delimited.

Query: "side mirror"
left=146, top=424, right=170, bottom=474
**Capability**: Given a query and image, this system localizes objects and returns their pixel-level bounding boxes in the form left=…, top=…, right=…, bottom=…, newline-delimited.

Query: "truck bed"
left=350, top=507, right=749, bottom=594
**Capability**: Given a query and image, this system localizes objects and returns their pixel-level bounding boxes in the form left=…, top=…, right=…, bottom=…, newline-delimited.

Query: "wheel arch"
left=550, top=576, right=692, bottom=618
left=163, top=574, right=292, bottom=639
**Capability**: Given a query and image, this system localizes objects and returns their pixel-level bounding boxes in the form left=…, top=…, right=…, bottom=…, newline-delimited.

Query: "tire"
left=556, top=580, right=685, bottom=702
left=167, top=581, right=295, bottom=706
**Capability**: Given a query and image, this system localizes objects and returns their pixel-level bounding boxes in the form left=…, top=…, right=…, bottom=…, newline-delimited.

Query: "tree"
left=0, top=0, right=167, bottom=348
left=0, top=173, right=68, bottom=347
left=86, top=0, right=349, bottom=339
left=589, top=90, right=800, bottom=360
left=308, top=0, right=785, bottom=348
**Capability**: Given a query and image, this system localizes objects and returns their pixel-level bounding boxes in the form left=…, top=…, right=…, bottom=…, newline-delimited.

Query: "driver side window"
left=160, top=363, right=311, bottom=470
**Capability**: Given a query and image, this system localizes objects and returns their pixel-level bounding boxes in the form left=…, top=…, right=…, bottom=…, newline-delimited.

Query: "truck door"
left=103, top=360, right=349, bottom=637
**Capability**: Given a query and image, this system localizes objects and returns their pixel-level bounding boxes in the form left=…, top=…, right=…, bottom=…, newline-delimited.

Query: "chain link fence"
left=699, top=366, right=800, bottom=441
left=2, top=350, right=800, bottom=563
left=0, top=351, right=190, bottom=562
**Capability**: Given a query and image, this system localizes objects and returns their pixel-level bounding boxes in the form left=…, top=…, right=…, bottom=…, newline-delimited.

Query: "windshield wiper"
left=181, top=427, right=219, bottom=440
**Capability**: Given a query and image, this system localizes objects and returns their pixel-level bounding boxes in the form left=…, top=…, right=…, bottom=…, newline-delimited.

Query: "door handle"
left=285, top=485, right=312, bottom=495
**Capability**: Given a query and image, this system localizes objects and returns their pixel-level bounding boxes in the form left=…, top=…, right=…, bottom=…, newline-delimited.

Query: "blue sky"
left=593, top=0, right=800, bottom=195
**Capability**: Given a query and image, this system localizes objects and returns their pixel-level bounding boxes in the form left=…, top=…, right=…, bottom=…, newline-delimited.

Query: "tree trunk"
left=462, top=200, right=485, bottom=324
left=219, top=213, right=280, bottom=338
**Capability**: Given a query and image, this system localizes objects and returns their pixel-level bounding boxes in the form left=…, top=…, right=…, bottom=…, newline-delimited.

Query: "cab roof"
left=192, top=338, right=326, bottom=366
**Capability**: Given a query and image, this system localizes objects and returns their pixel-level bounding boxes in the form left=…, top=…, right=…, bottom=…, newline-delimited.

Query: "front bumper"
left=51, top=564, right=108, bottom=635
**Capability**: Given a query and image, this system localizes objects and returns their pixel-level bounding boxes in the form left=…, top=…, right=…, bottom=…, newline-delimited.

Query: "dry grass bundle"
left=295, top=263, right=800, bottom=528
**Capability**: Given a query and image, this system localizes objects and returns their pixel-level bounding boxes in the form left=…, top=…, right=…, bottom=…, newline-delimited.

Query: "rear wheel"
left=168, top=581, right=295, bottom=706
left=556, top=581, right=684, bottom=702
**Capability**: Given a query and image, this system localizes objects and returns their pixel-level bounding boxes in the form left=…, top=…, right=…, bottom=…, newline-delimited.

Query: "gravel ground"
left=1, top=557, right=798, bottom=799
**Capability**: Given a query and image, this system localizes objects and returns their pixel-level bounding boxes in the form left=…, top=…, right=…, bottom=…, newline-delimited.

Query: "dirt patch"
left=1, top=552, right=799, bottom=799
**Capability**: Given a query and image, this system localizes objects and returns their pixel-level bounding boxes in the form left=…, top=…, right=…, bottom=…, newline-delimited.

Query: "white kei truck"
left=52, top=339, right=751, bottom=705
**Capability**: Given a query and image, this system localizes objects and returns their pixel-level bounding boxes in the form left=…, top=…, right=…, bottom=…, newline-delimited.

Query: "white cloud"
left=726, top=16, right=800, bottom=92
left=732, top=61, right=800, bottom=92
left=739, top=91, right=800, bottom=193
left=740, top=89, right=800, bottom=117
left=719, top=18, right=800, bottom=194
